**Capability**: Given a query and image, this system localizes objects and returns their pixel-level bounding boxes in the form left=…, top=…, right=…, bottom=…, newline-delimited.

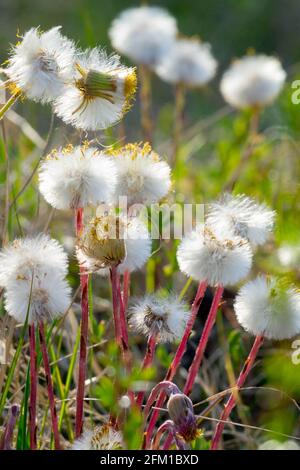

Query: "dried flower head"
left=6, top=27, right=76, bottom=103
left=54, top=48, right=136, bottom=131
left=109, top=6, right=178, bottom=66
left=77, top=214, right=151, bottom=274
left=235, top=276, right=300, bottom=340
left=207, top=194, right=275, bottom=246
left=155, top=37, right=217, bottom=87
left=0, top=235, right=71, bottom=325
left=72, top=424, right=123, bottom=450
left=106, top=142, right=171, bottom=206
left=38, top=144, right=117, bottom=210
left=220, top=54, right=286, bottom=109
left=167, top=393, right=199, bottom=442
left=129, top=294, right=190, bottom=343
left=177, top=224, right=252, bottom=286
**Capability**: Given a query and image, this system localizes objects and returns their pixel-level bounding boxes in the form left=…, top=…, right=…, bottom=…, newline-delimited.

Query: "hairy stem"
left=118, top=276, right=129, bottom=352
left=151, top=420, right=175, bottom=450
left=29, top=324, right=37, bottom=450
left=75, top=207, right=89, bottom=438
left=122, top=270, right=130, bottom=314
left=38, top=321, right=60, bottom=450
left=210, top=334, right=264, bottom=450
left=0, top=404, right=19, bottom=450
left=136, top=334, right=157, bottom=408
left=144, top=281, right=207, bottom=447
left=110, top=266, right=121, bottom=347
left=184, top=285, right=224, bottom=396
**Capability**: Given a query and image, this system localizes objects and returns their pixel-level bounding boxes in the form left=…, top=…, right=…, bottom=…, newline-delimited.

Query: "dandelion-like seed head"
left=155, top=37, right=217, bottom=87
left=207, top=193, right=275, bottom=246
left=0, top=235, right=71, bottom=325
left=72, top=424, right=123, bottom=450
left=54, top=48, right=137, bottom=131
left=220, top=54, right=286, bottom=109
left=77, top=213, right=151, bottom=274
left=177, top=224, right=253, bottom=286
left=38, top=143, right=117, bottom=210
left=109, top=6, right=178, bottom=66
left=167, top=393, right=199, bottom=442
left=235, top=276, right=300, bottom=340
left=129, top=294, right=190, bottom=343
left=258, top=440, right=299, bottom=450
left=78, top=214, right=126, bottom=269
left=106, top=142, right=171, bottom=206
left=6, top=26, right=76, bottom=103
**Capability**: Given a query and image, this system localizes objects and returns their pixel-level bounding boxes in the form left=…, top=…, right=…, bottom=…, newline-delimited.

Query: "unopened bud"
left=167, top=393, right=198, bottom=442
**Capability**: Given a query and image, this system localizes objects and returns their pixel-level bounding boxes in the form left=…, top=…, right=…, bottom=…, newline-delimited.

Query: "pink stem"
left=136, top=334, right=157, bottom=408
left=75, top=208, right=89, bottom=438
left=211, top=334, right=264, bottom=450
left=144, top=381, right=180, bottom=421
left=29, top=324, right=37, bottom=450
left=144, top=281, right=207, bottom=448
left=184, top=285, right=224, bottom=396
left=117, top=277, right=129, bottom=352
left=110, top=266, right=121, bottom=347
left=122, top=270, right=130, bottom=313
left=0, top=404, right=19, bottom=450
left=162, top=432, right=174, bottom=450
left=151, top=420, right=175, bottom=450
left=38, top=321, right=60, bottom=450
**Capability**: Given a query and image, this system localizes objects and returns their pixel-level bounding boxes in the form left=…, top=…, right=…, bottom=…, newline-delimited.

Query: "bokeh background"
left=1, top=0, right=300, bottom=450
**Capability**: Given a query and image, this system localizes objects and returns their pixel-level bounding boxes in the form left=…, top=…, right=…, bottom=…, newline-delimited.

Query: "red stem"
left=211, top=334, right=264, bottom=450
left=143, top=381, right=180, bottom=421
left=144, top=281, right=207, bottom=447
left=110, top=266, right=121, bottom=347
left=184, top=285, right=224, bottom=396
left=151, top=420, right=174, bottom=450
left=122, top=270, right=130, bottom=314
left=162, top=432, right=174, bottom=450
left=118, top=277, right=129, bottom=352
left=75, top=208, right=90, bottom=438
left=29, top=324, right=37, bottom=450
left=136, top=334, right=157, bottom=408
left=0, top=404, right=19, bottom=450
left=38, top=321, right=60, bottom=450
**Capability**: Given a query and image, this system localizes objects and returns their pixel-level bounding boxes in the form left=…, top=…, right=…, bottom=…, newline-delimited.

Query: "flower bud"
left=167, top=393, right=198, bottom=442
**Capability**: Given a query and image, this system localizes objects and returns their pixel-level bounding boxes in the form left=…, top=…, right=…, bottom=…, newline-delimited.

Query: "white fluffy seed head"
left=220, top=54, right=286, bottom=109
left=54, top=47, right=137, bottom=131
left=155, top=37, right=217, bottom=86
left=109, top=6, right=178, bottom=66
left=207, top=193, right=275, bottom=246
left=76, top=214, right=151, bottom=274
left=0, top=235, right=71, bottom=325
left=38, top=144, right=117, bottom=210
left=72, top=425, right=123, bottom=450
left=235, top=276, right=300, bottom=340
left=258, top=440, right=299, bottom=450
left=6, top=26, right=76, bottom=103
left=129, top=294, right=190, bottom=343
left=177, top=224, right=253, bottom=286
left=105, top=142, right=171, bottom=206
